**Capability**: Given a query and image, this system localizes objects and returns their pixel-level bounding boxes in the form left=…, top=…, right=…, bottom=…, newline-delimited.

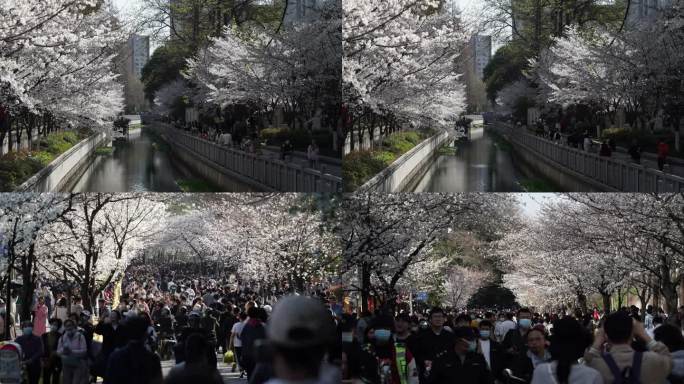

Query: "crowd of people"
left=0, top=261, right=342, bottom=384
left=521, top=118, right=673, bottom=172
left=340, top=304, right=684, bottom=384
left=170, top=119, right=323, bottom=170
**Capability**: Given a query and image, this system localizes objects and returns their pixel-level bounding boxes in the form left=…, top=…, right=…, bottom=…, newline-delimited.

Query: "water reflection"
left=413, top=126, right=524, bottom=192
left=69, top=129, right=182, bottom=192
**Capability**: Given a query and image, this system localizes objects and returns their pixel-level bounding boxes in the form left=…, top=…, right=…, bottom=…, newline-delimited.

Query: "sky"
left=516, top=193, right=561, bottom=219
left=113, top=0, right=141, bottom=13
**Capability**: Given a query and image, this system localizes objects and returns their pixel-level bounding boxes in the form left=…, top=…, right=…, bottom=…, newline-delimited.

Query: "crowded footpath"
left=0, top=262, right=342, bottom=384
left=340, top=305, right=684, bottom=384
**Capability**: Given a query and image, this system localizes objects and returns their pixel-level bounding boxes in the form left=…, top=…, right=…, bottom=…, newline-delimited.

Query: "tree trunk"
left=19, top=244, right=37, bottom=322
left=360, top=263, right=371, bottom=313
left=659, top=256, right=679, bottom=321
left=602, top=293, right=611, bottom=314
left=577, top=290, right=588, bottom=314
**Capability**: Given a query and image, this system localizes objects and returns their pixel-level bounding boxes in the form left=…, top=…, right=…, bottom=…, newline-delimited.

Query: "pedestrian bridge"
left=489, top=122, right=684, bottom=192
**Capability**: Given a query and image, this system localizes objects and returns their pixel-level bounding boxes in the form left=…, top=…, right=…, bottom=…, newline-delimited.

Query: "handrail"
left=164, top=127, right=342, bottom=193
left=490, top=122, right=684, bottom=193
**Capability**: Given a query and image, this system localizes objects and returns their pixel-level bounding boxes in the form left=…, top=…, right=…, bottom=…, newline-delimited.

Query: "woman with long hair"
left=531, top=316, right=603, bottom=384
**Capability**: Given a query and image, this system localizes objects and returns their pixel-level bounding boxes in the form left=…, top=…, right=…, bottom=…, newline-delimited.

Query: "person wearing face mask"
left=58, top=319, right=89, bottom=384
left=42, top=318, right=63, bottom=384
left=358, top=314, right=418, bottom=384
left=393, top=314, right=419, bottom=384
left=15, top=320, right=44, bottom=384
left=502, top=308, right=534, bottom=367
left=448, top=327, right=493, bottom=384
left=477, top=320, right=504, bottom=381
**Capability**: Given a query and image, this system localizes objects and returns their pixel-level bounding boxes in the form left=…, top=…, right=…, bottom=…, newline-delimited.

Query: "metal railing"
left=164, top=128, right=342, bottom=193
left=490, top=122, right=684, bottom=193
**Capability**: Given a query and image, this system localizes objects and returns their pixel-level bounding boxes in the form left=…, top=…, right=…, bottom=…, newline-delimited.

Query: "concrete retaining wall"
left=16, top=131, right=109, bottom=192
left=169, top=141, right=261, bottom=192
left=151, top=125, right=342, bottom=192
left=506, top=140, right=606, bottom=192
left=357, top=130, right=452, bottom=193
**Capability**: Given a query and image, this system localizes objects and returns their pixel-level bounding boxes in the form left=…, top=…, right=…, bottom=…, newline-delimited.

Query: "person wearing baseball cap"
left=264, top=295, right=337, bottom=384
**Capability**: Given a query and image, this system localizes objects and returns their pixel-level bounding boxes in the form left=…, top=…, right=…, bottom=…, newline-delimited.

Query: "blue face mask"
left=480, top=330, right=491, bottom=339
left=374, top=329, right=392, bottom=343
left=22, top=327, right=33, bottom=336
left=519, top=319, right=532, bottom=329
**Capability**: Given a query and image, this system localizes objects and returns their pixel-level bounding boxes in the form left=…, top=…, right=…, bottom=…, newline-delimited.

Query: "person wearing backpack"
left=653, top=324, right=684, bottom=384
left=584, top=311, right=671, bottom=384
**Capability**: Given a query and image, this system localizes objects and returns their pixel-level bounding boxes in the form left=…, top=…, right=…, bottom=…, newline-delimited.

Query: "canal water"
left=412, top=124, right=525, bottom=192
left=68, top=128, right=182, bottom=192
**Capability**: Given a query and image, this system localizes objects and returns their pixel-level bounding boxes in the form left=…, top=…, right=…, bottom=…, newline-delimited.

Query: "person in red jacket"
left=657, top=140, right=670, bottom=172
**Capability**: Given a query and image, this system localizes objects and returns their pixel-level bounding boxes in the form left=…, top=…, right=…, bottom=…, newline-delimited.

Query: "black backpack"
left=602, top=351, right=643, bottom=384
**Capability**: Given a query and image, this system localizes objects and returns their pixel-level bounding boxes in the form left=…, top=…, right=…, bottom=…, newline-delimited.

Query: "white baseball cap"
left=267, top=295, right=334, bottom=348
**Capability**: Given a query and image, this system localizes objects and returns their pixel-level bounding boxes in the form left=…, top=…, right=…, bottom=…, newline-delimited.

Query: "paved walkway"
left=161, top=123, right=342, bottom=177
left=568, top=141, right=684, bottom=177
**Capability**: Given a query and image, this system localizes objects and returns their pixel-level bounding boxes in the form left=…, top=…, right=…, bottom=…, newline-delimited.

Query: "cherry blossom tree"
left=535, top=9, right=684, bottom=137
left=0, top=0, right=127, bottom=151
left=0, top=193, right=74, bottom=330
left=338, top=193, right=520, bottom=311
left=442, top=266, right=492, bottom=309
left=184, top=1, right=341, bottom=129
left=37, top=193, right=167, bottom=310
left=232, top=194, right=341, bottom=293
left=499, top=193, right=684, bottom=317
left=343, top=0, right=469, bottom=149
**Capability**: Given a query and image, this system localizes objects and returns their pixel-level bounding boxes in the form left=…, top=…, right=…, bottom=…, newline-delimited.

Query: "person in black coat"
left=240, top=306, right=267, bottom=380
left=412, top=307, right=457, bottom=384
left=449, top=327, right=494, bottom=384
left=42, top=318, right=62, bottom=384
left=174, top=311, right=216, bottom=367
left=509, top=328, right=550, bottom=383
left=103, top=316, right=162, bottom=384
left=93, top=310, right=127, bottom=377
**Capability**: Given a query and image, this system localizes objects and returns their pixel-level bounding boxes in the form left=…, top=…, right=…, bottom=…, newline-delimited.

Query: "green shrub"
left=0, top=129, right=90, bottom=191
left=94, top=147, right=114, bottom=156
left=342, top=150, right=398, bottom=192
left=260, top=127, right=334, bottom=152
left=31, top=151, right=54, bottom=166
left=601, top=127, right=632, bottom=143
left=0, top=150, right=44, bottom=191
left=260, top=127, right=289, bottom=143
left=59, top=131, right=79, bottom=144
left=371, top=150, right=397, bottom=166
left=601, top=127, right=672, bottom=152
left=382, top=131, right=425, bottom=155
left=40, top=135, right=71, bottom=155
